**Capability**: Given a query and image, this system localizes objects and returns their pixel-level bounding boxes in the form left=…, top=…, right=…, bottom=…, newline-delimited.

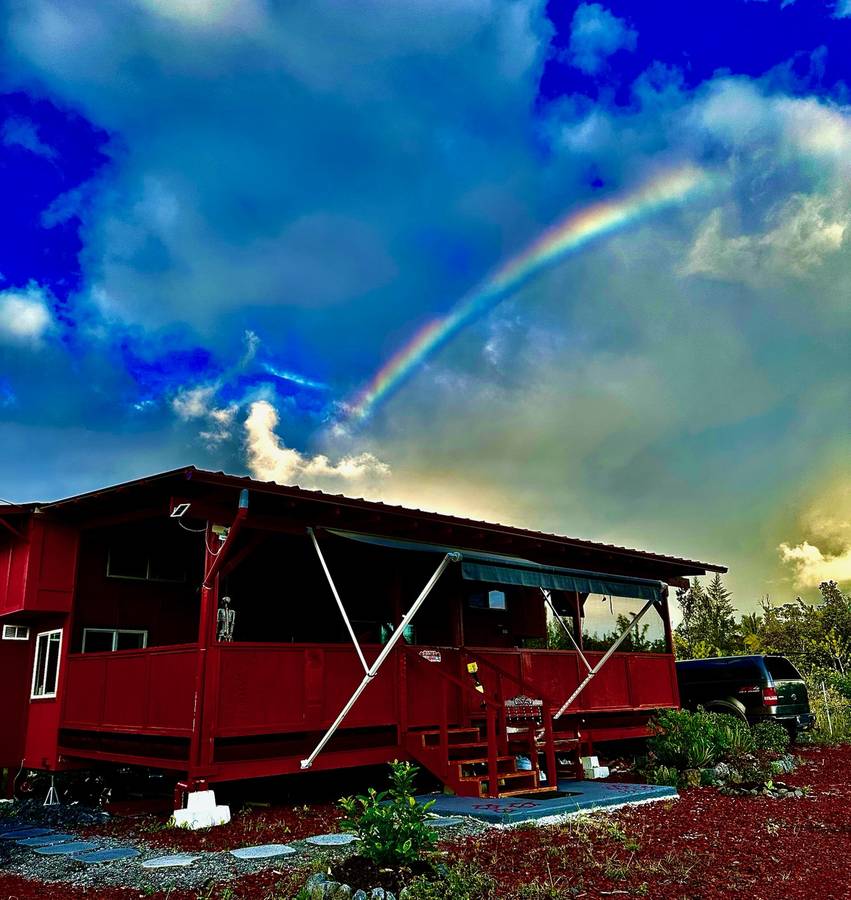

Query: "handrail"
left=404, top=648, right=503, bottom=796
left=403, top=648, right=501, bottom=711
left=462, top=649, right=556, bottom=707
left=462, top=648, right=558, bottom=790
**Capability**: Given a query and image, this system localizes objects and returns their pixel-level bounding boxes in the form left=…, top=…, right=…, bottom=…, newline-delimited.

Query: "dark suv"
left=676, top=654, right=815, bottom=739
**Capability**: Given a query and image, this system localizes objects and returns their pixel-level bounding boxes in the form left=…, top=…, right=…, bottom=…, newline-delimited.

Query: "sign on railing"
left=504, top=694, right=544, bottom=723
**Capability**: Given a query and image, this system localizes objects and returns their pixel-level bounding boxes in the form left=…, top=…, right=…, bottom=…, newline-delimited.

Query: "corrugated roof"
left=38, top=465, right=726, bottom=573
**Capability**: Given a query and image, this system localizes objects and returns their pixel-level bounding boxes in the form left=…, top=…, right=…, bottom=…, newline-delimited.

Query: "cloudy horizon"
left=1, top=0, right=849, bottom=610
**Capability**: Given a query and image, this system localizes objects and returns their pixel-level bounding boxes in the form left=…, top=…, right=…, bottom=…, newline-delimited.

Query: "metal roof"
left=37, top=465, right=726, bottom=574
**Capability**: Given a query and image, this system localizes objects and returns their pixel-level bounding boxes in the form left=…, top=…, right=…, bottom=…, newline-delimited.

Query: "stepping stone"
left=35, top=841, right=100, bottom=856
left=428, top=817, right=464, bottom=828
left=77, top=848, right=141, bottom=865
left=230, top=843, right=297, bottom=860
left=141, top=853, right=202, bottom=869
left=17, top=833, right=75, bottom=847
left=305, top=833, right=359, bottom=846
left=0, top=828, right=55, bottom=840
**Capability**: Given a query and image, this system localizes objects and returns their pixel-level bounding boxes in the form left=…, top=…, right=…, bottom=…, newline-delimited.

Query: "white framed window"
left=81, top=628, right=148, bottom=653
left=2, top=624, right=30, bottom=641
left=31, top=629, right=63, bottom=699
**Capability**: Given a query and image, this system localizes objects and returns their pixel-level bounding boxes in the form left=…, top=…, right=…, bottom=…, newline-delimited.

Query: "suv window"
left=765, top=657, right=801, bottom=680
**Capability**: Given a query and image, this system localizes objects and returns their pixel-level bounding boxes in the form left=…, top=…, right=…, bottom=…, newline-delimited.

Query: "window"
left=107, top=544, right=185, bottom=582
left=31, top=630, right=62, bottom=699
left=468, top=589, right=508, bottom=610
left=766, top=657, right=802, bottom=680
left=2, top=624, right=30, bottom=641
left=82, top=628, right=148, bottom=653
left=488, top=590, right=507, bottom=610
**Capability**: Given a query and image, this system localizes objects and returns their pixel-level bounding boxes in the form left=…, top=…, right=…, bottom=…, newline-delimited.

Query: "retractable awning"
left=324, top=529, right=666, bottom=603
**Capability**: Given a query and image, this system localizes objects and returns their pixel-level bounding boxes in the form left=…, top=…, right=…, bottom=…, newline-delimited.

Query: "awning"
left=324, top=529, right=666, bottom=603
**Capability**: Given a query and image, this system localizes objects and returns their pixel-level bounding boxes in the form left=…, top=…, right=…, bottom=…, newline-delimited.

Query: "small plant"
left=685, top=736, right=715, bottom=769
left=339, top=760, right=436, bottom=868
left=716, top=716, right=756, bottom=760
left=405, top=863, right=497, bottom=899
left=648, top=764, right=679, bottom=787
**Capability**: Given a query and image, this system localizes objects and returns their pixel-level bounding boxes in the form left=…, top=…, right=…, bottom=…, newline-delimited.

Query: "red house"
left=0, top=467, right=724, bottom=800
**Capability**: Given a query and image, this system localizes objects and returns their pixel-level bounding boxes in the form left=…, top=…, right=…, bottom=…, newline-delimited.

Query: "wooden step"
left=465, top=770, right=538, bottom=789
left=446, top=742, right=490, bottom=758
left=421, top=728, right=481, bottom=747
left=457, top=757, right=517, bottom=778
left=495, top=785, right=557, bottom=798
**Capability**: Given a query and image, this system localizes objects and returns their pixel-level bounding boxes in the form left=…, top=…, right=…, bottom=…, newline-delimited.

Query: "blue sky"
left=1, top=0, right=849, bottom=607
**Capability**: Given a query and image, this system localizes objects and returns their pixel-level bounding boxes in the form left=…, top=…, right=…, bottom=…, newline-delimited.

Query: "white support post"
left=554, top=599, right=655, bottom=719
left=541, top=588, right=592, bottom=673
left=309, top=528, right=369, bottom=675
left=300, top=552, right=459, bottom=770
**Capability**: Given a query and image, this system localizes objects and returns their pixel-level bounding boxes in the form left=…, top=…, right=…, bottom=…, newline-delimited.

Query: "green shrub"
left=404, top=863, right=496, bottom=900
left=648, top=764, right=679, bottom=787
left=339, top=760, right=436, bottom=867
left=714, top=715, right=755, bottom=761
left=648, top=709, right=723, bottom=768
left=752, top=721, right=791, bottom=754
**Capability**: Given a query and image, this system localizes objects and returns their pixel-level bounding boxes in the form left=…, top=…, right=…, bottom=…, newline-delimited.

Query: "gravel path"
left=0, top=802, right=488, bottom=895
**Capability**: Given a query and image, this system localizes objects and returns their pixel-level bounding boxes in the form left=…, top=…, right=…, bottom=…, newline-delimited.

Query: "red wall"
left=71, top=525, right=202, bottom=651
left=0, top=629, right=33, bottom=769
left=0, top=519, right=78, bottom=616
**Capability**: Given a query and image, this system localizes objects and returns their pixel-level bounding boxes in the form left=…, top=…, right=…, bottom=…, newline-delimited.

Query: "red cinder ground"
left=2, top=744, right=851, bottom=899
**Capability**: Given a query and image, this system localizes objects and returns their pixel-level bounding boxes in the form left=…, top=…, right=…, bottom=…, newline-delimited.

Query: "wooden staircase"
left=405, top=724, right=553, bottom=798
left=402, top=648, right=586, bottom=798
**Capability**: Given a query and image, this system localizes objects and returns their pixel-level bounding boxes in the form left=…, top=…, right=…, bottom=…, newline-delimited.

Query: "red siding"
left=0, top=519, right=78, bottom=616
left=0, top=633, right=33, bottom=768
left=62, top=646, right=198, bottom=736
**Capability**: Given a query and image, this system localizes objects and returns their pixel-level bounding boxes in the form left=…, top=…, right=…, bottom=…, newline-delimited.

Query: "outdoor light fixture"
left=170, top=502, right=191, bottom=518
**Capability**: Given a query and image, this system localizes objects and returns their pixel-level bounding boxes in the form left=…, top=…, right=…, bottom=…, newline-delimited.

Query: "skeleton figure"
left=217, top=595, right=236, bottom=642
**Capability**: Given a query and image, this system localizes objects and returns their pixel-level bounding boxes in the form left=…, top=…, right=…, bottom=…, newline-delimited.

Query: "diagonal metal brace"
left=541, top=588, right=592, bottom=673
left=309, top=528, right=369, bottom=674
left=553, top=598, right=655, bottom=719
left=301, top=551, right=459, bottom=770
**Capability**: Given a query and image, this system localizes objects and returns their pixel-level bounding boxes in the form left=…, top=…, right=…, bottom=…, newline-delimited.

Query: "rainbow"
left=346, top=164, right=711, bottom=422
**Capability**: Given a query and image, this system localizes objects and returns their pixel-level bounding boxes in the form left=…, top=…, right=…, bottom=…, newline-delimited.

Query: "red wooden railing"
left=404, top=647, right=506, bottom=796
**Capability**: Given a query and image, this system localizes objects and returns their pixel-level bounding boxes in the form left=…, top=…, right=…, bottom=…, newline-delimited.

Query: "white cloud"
left=0, top=285, right=53, bottom=344
left=245, top=400, right=391, bottom=493
left=834, top=0, right=851, bottom=18
left=566, top=3, right=637, bottom=75
left=779, top=478, right=851, bottom=588
left=779, top=541, right=851, bottom=588
left=682, top=195, right=848, bottom=286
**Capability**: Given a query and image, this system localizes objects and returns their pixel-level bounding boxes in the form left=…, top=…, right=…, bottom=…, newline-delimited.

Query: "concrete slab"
left=77, top=848, right=141, bottom=865
left=230, top=844, right=297, bottom=860
left=0, top=828, right=55, bottom=840
left=35, top=841, right=101, bottom=856
left=305, top=833, right=359, bottom=846
left=17, top=834, right=75, bottom=847
left=141, top=853, right=202, bottom=869
left=421, top=780, right=678, bottom=825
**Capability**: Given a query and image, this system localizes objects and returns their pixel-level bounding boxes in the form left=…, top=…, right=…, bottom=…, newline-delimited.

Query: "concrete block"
left=173, top=789, right=231, bottom=830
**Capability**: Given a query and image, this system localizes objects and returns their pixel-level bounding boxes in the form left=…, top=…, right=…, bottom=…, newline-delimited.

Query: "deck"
left=57, top=641, right=678, bottom=786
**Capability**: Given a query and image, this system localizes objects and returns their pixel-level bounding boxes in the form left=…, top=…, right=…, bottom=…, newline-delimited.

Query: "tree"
left=756, top=581, right=851, bottom=674
left=674, top=575, right=742, bottom=658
